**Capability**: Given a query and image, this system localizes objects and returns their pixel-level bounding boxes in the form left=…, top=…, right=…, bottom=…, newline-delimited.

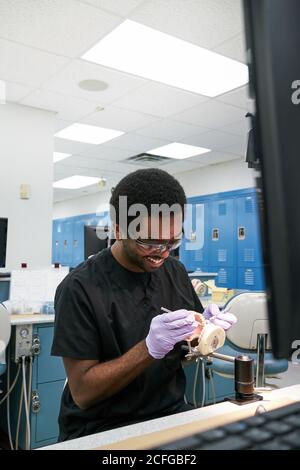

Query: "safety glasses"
left=134, top=236, right=182, bottom=253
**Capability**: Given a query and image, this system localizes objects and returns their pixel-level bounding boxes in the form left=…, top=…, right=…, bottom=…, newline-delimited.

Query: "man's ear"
left=114, top=224, right=121, bottom=241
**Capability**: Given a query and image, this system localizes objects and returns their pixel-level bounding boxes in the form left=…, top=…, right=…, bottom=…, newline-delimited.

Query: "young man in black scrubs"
left=51, top=168, right=204, bottom=441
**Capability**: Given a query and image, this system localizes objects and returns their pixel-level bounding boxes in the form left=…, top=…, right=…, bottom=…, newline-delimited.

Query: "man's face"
left=120, top=214, right=182, bottom=272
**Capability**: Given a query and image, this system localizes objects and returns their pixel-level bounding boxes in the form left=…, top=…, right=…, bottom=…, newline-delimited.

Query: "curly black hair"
left=110, top=168, right=186, bottom=228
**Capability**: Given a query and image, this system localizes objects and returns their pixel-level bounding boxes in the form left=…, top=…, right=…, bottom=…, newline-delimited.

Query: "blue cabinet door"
left=189, top=200, right=209, bottom=271
left=211, top=266, right=236, bottom=288
left=52, top=220, right=63, bottom=264
left=182, top=199, right=208, bottom=271
left=72, top=219, right=85, bottom=268
left=60, top=220, right=74, bottom=266
left=237, top=267, right=265, bottom=290
left=33, top=379, right=65, bottom=445
left=208, top=198, right=235, bottom=268
left=236, top=194, right=264, bottom=268
left=36, top=326, right=65, bottom=383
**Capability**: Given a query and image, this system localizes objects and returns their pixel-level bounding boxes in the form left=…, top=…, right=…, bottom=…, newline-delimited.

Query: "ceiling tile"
left=136, top=119, right=209, bottom=140
left=21, top=89, right=97, bottom=121
left=5, top=81, right=35, bottom=102
left=105, top=132, right=170, bottom=153
left=56, top=154, right=141, bottom=173
left=182, top=129, right=245, bottom=151
left=220, top=118, right=250, bottom=136
left=80, top=143, right=137, bottom=161
left=130, top=0, right=243, bottom=49
left=192, top=150, right=242, bottom=165
left=82, top=105, right=159, bottom=132
left=224, top=135, right=247, bottom=156
left=216, top=85, right=249, bottom=109
left=0, top=0, right=121, bottom=58
left=54, top=137, right=94, bottom=155
left=114, top=82, right=207, bottom=118
left=80, top=0, right=146, bottom=17
left=0, top=38, right=69, bottom=87
left=173, top=99, right=246, bottom=128
left=162, top=159, right=206, bottom=173
left=214, top=32, right=247, bottom=63
left=43, top=59, right=147, bottom=104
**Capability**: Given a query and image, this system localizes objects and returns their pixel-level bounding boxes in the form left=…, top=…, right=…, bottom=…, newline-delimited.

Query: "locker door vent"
left=218, top=203, right=227, bottom=216
left=245, top=198, right=254, bottom=213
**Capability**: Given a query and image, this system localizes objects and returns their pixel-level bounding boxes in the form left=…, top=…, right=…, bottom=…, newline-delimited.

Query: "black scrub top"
left=51, top=248, right=203, bottom=441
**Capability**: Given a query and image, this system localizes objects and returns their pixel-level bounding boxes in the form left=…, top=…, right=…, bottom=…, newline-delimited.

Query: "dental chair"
left=211, top=292, right=288, bottom=386
left=0, top=303, right=11, bottom=385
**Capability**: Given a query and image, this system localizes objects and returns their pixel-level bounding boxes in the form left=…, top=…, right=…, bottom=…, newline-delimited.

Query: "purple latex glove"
left=203, top=303, right=237, bottom=331
left=146, top=309, right=198, bottom=359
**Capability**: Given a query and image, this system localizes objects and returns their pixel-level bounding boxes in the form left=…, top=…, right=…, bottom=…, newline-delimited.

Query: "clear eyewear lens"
left=136, top=238, right=181, bottom=252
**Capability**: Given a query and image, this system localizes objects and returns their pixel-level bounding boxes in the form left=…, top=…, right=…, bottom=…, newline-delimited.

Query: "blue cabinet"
left=211, top=266, right=236, bottom=289
left=208, top=198, right=235, bottom=268
left=72, top=219, right=85, bottom=268
left=180, top=188, right=265, bottom=290
left=0, top=323, right=66, bottom=449
left=236, top=194, right=263, bottom=268
left=52, top=212, right=109, bottom=268
left=236, top=194, right=265, bottom=290
left=32, top=380, right=65, bottom=444
left=181, top=198, right=209, bottom=272
left=52, top=220, right=62, bottom=265
left=60, top=220, right=74, bottom=267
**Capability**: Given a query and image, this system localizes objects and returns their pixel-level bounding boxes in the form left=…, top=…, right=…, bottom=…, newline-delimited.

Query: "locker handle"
left=212, top=228, right=219, bottom=241
left=238, top=227, right=246, bottom=240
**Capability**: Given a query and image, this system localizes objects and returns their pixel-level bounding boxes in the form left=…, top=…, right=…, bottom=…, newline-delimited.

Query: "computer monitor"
left=243, top=0, right=300, bottom=358
left=84, top=225, right=112, bottom=260
left=0, top=218, right=8, bottom=268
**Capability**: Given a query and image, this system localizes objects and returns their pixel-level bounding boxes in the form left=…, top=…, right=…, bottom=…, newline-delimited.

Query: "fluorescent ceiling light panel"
left=53, top=152, right=71, bottom=163
left=148, top=142, right=211, bottom=160
left=55, top=123, right=124, bottom=145
left=82, top=20, right=248, bottom=97
left=53, top=175, right=101, bottom=189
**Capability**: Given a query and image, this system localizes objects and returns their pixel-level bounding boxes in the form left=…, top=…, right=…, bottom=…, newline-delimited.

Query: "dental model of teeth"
left=186, top=311, right=226, bottom=356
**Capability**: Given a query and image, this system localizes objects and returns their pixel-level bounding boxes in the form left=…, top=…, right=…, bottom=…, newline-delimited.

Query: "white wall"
left=53, top=190, right=110, bottom=220
left=53, top=158, right=256, bottom=219
left=176, top=158, right=256, bottom=197
left=0, top=103, right=55, bottom=270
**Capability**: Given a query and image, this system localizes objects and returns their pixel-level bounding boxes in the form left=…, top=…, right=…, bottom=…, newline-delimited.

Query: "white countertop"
left=40, top=384, right=300, bottom=450
left=10, top=314, right=55, bottom=325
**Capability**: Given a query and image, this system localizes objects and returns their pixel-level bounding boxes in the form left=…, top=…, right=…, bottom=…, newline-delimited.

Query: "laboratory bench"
left=39, top=384, right=300, bottom=450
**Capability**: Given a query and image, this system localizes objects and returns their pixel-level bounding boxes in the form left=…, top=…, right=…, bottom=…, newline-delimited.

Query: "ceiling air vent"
left=125, top=153, right=171, bottom=166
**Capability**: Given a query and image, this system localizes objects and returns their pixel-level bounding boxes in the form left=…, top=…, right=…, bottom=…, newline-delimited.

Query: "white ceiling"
left=0, top=0, right=250, bottom=203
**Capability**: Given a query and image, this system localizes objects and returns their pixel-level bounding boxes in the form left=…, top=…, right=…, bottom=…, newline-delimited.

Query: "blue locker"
left=237, top=267, right=265, bottom=291
left=208, top=198, right=235, bottom=268
left=52, top=220, right=63, bottom=264
left=236, top=193, right=264, bottom=268
left=182, top=198, right=209, bottom=271
left=60, top=220, right=74, bottom=266
left=211, top=266, right=236, bottom=288
left=72, top=218, right=85, bottom=268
